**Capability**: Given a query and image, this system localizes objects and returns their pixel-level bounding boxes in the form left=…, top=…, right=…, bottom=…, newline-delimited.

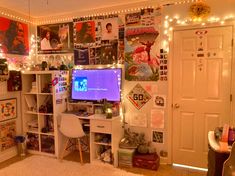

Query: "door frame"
left=167, top=23, right=235, bottom=165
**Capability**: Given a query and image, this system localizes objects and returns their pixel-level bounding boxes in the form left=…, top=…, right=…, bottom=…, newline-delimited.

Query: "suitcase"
left=133, top=153, right=160, bottom=170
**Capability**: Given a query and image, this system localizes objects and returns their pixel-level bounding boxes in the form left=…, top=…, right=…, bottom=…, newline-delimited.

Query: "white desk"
left=61, top=113, right=123, bottom=167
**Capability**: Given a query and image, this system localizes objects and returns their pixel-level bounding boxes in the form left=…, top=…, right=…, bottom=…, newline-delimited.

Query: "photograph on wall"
left=152, top=130, right=164, bottom=144
left=125, top=12, right=141, bottom=26
left=151, top=109, right=164, bottom=129
left=0, top=98, right=17, bottom=122
left=130, top=113, right=147, bottom=127
left=74, top=21, right=96, bottom=47
left=37, top=22, right=73, bottom=54
left=127, top=83, right=152, bottom=110
left=101, top=18, right=118, bottom=40
left=0, top=120, right=16, bottom=151
left=0, top=17, right=29, bottom=55
left=153, top=95, right=166, bottom=108
left=100, top=40, right=118, bottom=64
left=125, top=26, right=160, bottom=81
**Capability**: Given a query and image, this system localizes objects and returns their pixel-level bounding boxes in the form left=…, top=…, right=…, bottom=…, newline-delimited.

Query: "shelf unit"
left=89, top=116, right=123, bottom=167
left=21, top=71, right=69, bottom=157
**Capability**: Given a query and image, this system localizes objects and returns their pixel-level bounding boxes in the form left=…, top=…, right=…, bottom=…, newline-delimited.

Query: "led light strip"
left=173, top=163, right=208, bottom=172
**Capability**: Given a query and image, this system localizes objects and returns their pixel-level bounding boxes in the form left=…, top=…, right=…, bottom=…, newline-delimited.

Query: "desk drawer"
left=90, top=120, right=112, bottom=133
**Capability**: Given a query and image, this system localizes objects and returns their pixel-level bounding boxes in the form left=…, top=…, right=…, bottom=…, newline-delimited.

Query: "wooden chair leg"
left=77, top=138, right=83, bottom=165
left=60, top=138, right=70, bottom=161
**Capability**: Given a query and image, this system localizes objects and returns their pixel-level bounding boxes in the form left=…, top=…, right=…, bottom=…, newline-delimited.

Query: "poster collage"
left=0, top=98, right=17, bottom=152
left=73, top=14, right=123, bottom=65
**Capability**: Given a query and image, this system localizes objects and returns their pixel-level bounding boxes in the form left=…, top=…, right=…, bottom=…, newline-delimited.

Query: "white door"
left=172, top=26, right=233, bottom=168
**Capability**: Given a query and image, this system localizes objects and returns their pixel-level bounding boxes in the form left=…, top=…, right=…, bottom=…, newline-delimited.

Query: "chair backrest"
left=60, top=113, right=85, bottom=138
left=222, top=142, right=235, bottom=176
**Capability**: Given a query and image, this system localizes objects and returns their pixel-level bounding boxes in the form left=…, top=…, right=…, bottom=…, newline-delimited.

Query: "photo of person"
left=40, top=30, right=52, bottom=50
left=75, top=21, right=95, bottom=44
left=37, top=22, right=73, bottom=54
left=101, top=18, right=118, bottom=40
left=0, top=17, right=29, bottom=55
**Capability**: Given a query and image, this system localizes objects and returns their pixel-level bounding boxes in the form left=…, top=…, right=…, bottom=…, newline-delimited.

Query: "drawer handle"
left=97, top=125, right=104, bottom=128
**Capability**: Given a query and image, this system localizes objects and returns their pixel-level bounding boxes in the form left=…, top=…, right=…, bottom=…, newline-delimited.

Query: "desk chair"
left=60, top=113, right=85, bottom=164
left=222, top=142, right=235, bottom=176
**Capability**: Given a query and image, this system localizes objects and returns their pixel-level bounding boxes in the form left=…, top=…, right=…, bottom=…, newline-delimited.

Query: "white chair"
left=59, top=113, right=85, bottom=164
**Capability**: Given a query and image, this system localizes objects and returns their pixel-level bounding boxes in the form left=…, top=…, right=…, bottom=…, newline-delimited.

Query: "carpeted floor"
left=0, top=155, right=142, bottom=176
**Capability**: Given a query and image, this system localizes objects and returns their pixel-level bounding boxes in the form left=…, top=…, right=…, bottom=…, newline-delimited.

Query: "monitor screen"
left=71, top=68, right=122, bottom=102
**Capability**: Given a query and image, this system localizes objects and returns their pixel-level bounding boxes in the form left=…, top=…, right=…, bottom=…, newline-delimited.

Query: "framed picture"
left=0, top=17, right=29, bottom=55
left=37, top=22, right=73, bottom=54
left=0, top=98, right=17, bottom=122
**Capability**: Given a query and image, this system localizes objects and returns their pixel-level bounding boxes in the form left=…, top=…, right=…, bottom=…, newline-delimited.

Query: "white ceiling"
left=0, top=0, right=151, bottom=18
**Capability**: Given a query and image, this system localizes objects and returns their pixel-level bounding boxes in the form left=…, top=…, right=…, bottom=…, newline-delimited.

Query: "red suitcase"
left=133, top=153, right=160, bottom=170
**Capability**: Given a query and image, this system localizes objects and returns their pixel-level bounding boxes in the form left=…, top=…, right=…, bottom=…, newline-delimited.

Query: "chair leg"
left=60, top=138, right=70, bottom=161
left=77, top=138, right=83, bottom=165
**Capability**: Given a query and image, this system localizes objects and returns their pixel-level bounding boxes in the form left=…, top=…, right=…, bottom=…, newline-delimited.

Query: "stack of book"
left=30, top=81, right=37, bottom=93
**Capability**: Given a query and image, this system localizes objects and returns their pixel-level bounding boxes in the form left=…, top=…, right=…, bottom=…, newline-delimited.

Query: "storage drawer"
left=90, top=120, right=112, bottom=133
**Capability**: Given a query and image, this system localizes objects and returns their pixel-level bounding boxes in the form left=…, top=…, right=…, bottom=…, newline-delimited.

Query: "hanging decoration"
left=189, top=0, right=211, bottom=21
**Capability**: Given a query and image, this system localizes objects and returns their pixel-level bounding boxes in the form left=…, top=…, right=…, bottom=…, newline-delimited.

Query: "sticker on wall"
left=0, top=98, right=17, bottom=122
left=153, top=95, right=166, bottom=108
left=151, top=109, right=164, bottom=129
left=130, top=113, right=147, bottom=127
left=127, top=83, right=152, bottom=110
left=152, top=130, right=164, bottom=144
left=0, top=120, right=16, bottom=151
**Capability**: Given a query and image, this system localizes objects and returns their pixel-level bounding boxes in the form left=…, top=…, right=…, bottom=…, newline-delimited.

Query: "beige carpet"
left=0, top=155, right=142, bottom=176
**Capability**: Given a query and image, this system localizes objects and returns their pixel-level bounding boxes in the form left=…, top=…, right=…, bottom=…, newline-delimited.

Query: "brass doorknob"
left=174, top=103, right=180, bottom=109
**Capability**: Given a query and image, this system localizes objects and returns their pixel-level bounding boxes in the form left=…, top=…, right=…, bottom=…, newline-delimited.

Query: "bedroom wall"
left=1, top=0, right=235, bottom=163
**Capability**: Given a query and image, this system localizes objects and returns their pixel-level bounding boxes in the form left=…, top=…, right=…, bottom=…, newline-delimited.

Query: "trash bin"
left=15, top=136, right=27, bottom=157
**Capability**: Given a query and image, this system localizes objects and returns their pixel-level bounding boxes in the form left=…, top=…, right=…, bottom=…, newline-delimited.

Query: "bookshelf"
left=21, top=71, right=69, bottom=157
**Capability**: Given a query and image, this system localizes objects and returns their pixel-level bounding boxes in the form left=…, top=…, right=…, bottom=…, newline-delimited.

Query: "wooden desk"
left=61, top=113, right=123, bottom=167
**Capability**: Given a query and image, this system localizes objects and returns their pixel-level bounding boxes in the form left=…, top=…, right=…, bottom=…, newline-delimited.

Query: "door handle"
left=174, top=103, right=180, bottom=109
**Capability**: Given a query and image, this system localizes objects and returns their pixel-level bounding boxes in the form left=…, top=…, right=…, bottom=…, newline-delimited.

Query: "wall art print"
left=125, top=9, right=161, bottom=81
left=152, top=130, right=164, bottom=144
left=0, top=120, right=16, bottom=151
left=127, top=83, right=151, bottom=110
left=0, top=17, right=29, bottom=55
left=37, top=22, right=74, bottom=54
left=0, top=98, right=17, bottom=122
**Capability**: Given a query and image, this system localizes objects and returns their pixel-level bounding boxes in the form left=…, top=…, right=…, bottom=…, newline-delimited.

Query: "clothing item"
left=40, top=38, right=52, bottom=50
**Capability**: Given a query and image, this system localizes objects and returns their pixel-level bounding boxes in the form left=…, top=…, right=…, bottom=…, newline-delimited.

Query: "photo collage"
left=73, top=14, right=124, bottom=65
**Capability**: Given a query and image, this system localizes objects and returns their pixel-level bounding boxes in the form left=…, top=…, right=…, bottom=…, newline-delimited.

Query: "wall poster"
left=125, top=8, right=161, bottom=81
left=127, top=83, right=151, bottom=110
left=0, top=120, right=16, bottom=151
left=130, top=113, right=147, bottom=127
left=0, top=98, right=17, bottom=122
left=37, top=22, right=74, bottom=54
left=0, top=17, right=29, bottom=55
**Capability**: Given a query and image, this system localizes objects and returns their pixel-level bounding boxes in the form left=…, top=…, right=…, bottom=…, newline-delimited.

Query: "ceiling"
left=0, top=0, right=153, bottom=18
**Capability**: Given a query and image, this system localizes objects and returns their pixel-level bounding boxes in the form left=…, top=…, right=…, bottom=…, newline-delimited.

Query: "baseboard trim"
left=0, top=147, right=17, bottom=163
